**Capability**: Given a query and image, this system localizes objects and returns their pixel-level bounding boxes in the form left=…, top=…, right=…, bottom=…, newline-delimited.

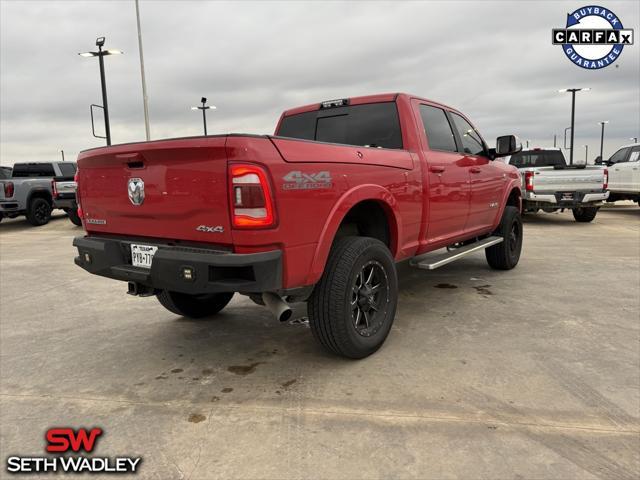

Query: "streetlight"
left=584, top=144, right=588, bottom=164
left=558, top=88, right=590, bottom=166
left=191, top=97, right=216, bottom=135
left=79, top=37, right=123, bottom=146
left=525, top=139, right=530, bottom=148
left=598, top=121, right=609, bottom=161
left=631, top=137, right=639, bottom=143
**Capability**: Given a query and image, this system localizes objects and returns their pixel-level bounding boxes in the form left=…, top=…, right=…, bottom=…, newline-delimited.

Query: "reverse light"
left=229, top=164, right=275, bottom=228
left=3, top=181, right=14, bottom=198
left=524, top=171, right=535, bottom=191
left=603, top=168, right=608, bottom=190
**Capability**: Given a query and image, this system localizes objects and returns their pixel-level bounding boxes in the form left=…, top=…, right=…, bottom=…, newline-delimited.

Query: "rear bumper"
left=523, top=190, right=609, bottom=207
left=0, top=202, right=21, bottom=213
left=54, top=197, right=76, bottom=210
left=73, top=236, right=282, bottom=294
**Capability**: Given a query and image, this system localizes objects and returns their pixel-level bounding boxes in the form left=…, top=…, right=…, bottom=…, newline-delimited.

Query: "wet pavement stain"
left=171, top=368, right=183, bottom=374
left=191, top=377, right=201, bottom=381
left=434, top=283, right=458, bottom=289
left=221, top=387, right=233, bottom=393
left=227, top=362, right=263, bottom=376
left=188, top=413, right=206, bottom=423
left=155, top=375, right=168, bottom=380
left=473, top=285, right=493, bottom=295
left=202, top=368, right=214, bottom=376
left=281, top=379, right=297, bottom=388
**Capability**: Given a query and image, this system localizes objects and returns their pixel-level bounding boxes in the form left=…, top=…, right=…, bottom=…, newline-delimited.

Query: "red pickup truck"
left=73, top=93, right=523, bottom=358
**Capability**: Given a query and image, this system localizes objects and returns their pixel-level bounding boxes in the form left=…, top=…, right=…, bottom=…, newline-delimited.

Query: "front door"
left=448, top=112, right=503, bottom=232
left=607, top=146, right=631, bottom=190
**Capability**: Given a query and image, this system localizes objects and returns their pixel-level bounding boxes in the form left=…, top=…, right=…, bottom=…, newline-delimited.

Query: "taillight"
left=51, top=179, right=58, bottom=199
left=229, top=164, right=275, bottom=228
left=603, top=168, right=608, bottom=190
left=74, top=170, right=83, bottom=222
left=524, top=171, right=535, bottom=191
left=3, top=181, right=14, bottom=198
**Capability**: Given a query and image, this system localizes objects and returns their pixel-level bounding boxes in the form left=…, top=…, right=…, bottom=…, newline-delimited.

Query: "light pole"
left=584, top=144, right=588, bottom=164
left=598, top=121, right=608, bottom=161
left=631, top=137, right=639, bottom=143
left=79, top=37, right=123, bottom=146
left=526, top=139, right=530, bottom=148
left=191, top=97, right=216, bottom=135
left=553, top=134, right=557, bottom=148
left=135, top=0, right=151, bottom=140
left=558, top=88, right=590, bottom=166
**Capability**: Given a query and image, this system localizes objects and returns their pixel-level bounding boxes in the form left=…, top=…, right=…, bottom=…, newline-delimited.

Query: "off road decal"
left=282, top=171, right=332, bottom=190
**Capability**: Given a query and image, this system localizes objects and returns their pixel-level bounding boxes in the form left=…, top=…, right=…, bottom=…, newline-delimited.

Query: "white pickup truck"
left=598, top=143, right=640, bottom=204
left=501, top=148, right=608, bottom=222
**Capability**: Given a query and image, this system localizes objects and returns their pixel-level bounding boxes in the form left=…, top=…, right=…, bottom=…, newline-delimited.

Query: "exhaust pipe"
left=262, top=292, right=292, bottom=322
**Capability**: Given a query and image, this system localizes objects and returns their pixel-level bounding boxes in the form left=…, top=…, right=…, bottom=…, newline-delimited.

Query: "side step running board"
left=410, top=236, right=503, bottom=270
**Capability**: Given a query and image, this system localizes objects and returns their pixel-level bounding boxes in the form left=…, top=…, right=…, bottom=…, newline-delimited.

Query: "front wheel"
left=308, top=236, right=398, bottom=359
left=572, top=207, right=598, bottom=223
left=156, top=291, right=234, bottom=319
left=486, top=206, right=523, bottom=270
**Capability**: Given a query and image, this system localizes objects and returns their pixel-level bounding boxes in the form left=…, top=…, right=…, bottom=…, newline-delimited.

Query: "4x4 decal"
left=282, top=171, right=332, bottom=190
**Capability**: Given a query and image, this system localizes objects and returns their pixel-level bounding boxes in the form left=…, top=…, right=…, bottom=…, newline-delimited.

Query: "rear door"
left=415, top=102, right=470, bottom=243
left=448, top=112, right=503, bottom=232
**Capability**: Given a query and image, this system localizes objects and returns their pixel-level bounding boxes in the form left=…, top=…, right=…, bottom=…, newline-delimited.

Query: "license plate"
left=131, top=244, right=158, bottom=268
left=561, top=192, right=574, bottom=201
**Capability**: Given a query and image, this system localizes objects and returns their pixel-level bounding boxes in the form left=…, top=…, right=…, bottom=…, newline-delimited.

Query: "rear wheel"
left=308, top=236, right=398, bottom=359
left=156, top=291, right=234, bottom=319
left=572, top=207, right=598, bottom=222
left=486, top=206, right=522, bottom=270
left=66, top=208, right=82, bottom=226
left=26, top=197, right=52, bottom=226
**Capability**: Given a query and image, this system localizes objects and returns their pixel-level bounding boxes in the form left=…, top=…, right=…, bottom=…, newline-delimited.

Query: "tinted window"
left=11, top=163, right=55, bottom=177
left=450, top=113, right=486, bottom=156
left=58, top=163, right=77, bottom=177
left=509, top=150, right=567, bottom=168
left=419, top=105, right=457, bottom=152
left=609, top=147, right=630, bottom=164
left=0, top=167, right=11, bottom=179
left=278, top=102, right=403, bottom=149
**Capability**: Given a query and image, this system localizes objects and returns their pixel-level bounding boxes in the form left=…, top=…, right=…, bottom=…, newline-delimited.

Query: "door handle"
left=429, top=166, right=445, bottom=173
left=470, top=167, right=481, bottom=173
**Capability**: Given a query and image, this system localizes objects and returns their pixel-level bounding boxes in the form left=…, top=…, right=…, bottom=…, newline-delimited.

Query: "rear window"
left=0, top=167, right=11, bottom=179
left=11, top=163, right=56, bottom=177
left=509, top=150, right=567, bottom=168
left=278, top=102, right=403, bottom=149
left=58, top=163, right=77, bottom=177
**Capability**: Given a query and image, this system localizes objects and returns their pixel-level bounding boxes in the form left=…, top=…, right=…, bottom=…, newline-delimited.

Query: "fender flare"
left=26, top=188, right=53, bottom=209
left=497, top=181, right=522, bottom=220
left=305, top=184, right=401, bottom=286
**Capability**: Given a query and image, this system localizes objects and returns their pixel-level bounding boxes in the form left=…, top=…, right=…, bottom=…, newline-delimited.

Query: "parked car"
left=0, top=161, right=79, bottom=226
left=500, top=148, right=608, bottom=222
left=597, top=143, right=640, bottom=204
left=73, top=93, right=523, bottom=358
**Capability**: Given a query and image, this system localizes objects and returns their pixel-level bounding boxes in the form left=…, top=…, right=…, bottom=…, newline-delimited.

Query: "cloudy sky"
left=1, top=0, right=638, bottom=165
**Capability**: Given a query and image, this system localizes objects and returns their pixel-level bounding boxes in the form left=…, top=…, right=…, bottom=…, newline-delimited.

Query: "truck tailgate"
left=531, top=167, right=605, bottom=192
left=77, top=137, right=233, bottom=245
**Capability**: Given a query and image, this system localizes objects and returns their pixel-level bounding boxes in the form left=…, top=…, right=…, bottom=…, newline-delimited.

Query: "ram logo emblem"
left=128, top=178, right=145, bottom=206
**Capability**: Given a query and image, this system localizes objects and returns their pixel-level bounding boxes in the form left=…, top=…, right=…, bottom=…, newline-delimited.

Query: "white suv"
left=601, top=143, right=640, bottom=204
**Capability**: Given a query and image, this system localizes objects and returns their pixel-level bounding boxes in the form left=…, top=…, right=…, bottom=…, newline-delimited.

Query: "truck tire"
left=572, top=207, right=598, bottom=222
left=308, top=236, right=398, bottom=359
left=156, top=290, right=234, bottom=319
left=485, top=206, right=522, bottom=270
left=66, top=208, right=82, bottom=226
left=26, top=197, right=52, bottom=226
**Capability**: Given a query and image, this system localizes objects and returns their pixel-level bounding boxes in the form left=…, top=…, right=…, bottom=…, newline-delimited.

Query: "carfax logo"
left=552, top=5, right=634, bottom=69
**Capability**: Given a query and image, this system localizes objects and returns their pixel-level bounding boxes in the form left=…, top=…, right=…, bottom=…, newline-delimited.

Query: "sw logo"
left=552, top=5, right=634, bottom=69
left=5, top=426, right=142, bottom=474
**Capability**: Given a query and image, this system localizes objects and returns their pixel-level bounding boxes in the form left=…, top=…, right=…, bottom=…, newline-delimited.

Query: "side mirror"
left=594, top=156, right=603, bottom=165
left=495, top=135, right=522, bottom=157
